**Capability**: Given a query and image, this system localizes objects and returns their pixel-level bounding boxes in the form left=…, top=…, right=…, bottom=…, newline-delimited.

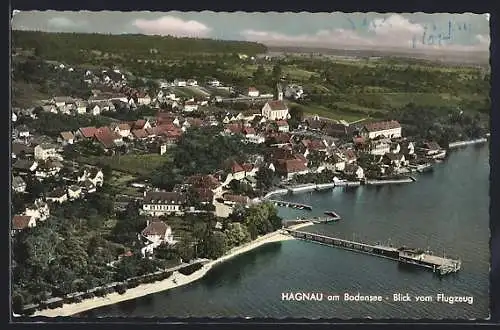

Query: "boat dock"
left=286, top=230, right=461, bottom=276
left=268, top=199, right=312, bottom=210
left=365, top=177, right=416, bottom=185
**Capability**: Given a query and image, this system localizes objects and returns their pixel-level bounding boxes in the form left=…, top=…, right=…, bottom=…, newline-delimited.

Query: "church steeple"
left=277, top=83, right=283, bottom=101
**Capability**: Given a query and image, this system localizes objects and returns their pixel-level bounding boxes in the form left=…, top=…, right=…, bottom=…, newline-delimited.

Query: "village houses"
left=359, top=120, right=402, bottom=140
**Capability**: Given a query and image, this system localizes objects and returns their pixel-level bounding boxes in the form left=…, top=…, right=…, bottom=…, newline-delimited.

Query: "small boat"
left=324, top=211, right=340, bottom=218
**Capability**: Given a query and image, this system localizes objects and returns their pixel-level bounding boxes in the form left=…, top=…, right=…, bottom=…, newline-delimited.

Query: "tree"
left=224, top=222, right=251, bottom=249
left=272, top=63, right=283, bottom=81
left=255, top=167, right=275, bottom=192
left=205, top=231, right=228, bottom=259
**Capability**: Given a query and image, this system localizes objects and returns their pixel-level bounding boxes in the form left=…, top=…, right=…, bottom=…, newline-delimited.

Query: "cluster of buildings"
left=11, top=62, right=448, bottom=258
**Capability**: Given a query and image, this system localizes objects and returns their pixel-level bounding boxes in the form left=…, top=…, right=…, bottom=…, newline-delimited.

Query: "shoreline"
left=31, top=222, right=313, bottom=318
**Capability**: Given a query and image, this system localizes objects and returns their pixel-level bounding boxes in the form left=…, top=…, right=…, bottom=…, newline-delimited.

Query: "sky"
left=11, top=11, right=491, bottom=53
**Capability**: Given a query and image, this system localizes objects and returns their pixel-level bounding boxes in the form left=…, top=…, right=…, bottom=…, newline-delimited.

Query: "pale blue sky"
left=12, top=11, right=490, bottom=52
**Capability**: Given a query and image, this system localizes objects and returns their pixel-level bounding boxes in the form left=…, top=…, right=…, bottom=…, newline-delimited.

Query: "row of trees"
left=20, top=111, right=111, bottom=138
left=13, top=31, right=267, bottom=63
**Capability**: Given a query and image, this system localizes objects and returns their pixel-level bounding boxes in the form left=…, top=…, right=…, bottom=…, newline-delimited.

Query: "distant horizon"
left=12, top=11, right=490, bottom=55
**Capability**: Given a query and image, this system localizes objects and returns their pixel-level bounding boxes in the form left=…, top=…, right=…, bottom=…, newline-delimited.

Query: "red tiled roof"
left=249, top=87, right=258, bottom=92
left=226, top=123, right=243, bottom=134
left=242, top=163, right=253, bottom=172
left=186, top=175, right=220, bottom=189
left=276, top=120, right=288, bottom=126
left=294, top=153, right=308, bottom=163
left=273, top=133, right=291, bottom=144
left=141, top=221, right=169, bottom=237
left=363, top=120, right=401, bottom=132
left=266, top=100, right=288, bottom=110
left=353, top=136, right=366, bottom=144
left=194, top=188, right=214, bottom=203
left=94, top=127, right=117, bottom=149
left=134, top=119, right=147, bottom=129
left=276, top=159, right=307, bottom=173
left=144, top=191, right=185, bottom=204
left=118, top=123, right=131, bottom=131
left=344, top=149, right=357, bottom=160
left=224, top=194, right=249, bottom=204
left=12, top=215, right=33, bottom=230
left=60, top=131, right=74, bottom=141
left=166, top=130, right=182, bottom=138
left=307, top=139, right=326, bottom=150
left=243, top=127, right=256, bottom=135
left=160, top=123, right=177, bottom=131
left=132, top=129, right=148, bottom=139
left=231, top=161, right=245, bottom=173
left=79, top=127, right=97, bottom=138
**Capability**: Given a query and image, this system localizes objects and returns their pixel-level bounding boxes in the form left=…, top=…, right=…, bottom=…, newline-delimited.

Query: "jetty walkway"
left=268, top=199, right=313, bottom=210
left=286, top=230, right=461, bottom=276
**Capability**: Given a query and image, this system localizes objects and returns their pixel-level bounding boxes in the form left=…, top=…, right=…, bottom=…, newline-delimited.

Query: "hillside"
left=11, top=30, right=268, bottom=63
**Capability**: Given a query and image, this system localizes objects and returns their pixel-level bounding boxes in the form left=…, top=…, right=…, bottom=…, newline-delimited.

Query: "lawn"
left=79, top=153, right=168, bottom=176
left=282, top=65, right=318, bottom=80
left=289, top=102, right=366, bottom=122
left=173, top=86, right=208, bottom=98
left=107, top=170, right=144, bottom=197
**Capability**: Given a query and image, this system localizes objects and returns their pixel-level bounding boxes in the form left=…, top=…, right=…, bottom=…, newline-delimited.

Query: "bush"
left=82, top=292, right=95, bottom=300
left=94, top=288, right=106, bottom=297
left=178, top=263, right=202, bottom=276
left=115, top=284, right=127, bottom=295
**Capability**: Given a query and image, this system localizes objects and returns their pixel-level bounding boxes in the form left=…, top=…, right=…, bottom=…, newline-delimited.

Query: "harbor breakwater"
left=263, top=182, right=361, bottom=199
left=448, top=138, right=487, bottom=149
left=365, top=177, right=415, bottom=186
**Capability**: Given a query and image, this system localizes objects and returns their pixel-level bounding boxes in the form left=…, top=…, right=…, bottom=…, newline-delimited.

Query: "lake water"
left=81, top=144, right=490, bottom=320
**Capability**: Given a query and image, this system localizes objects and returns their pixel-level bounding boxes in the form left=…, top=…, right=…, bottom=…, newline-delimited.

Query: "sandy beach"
left=32, top=222, right=313, bottom=318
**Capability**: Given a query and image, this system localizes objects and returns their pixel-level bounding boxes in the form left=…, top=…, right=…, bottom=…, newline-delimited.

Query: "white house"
left=89, top=104, right=101, bottom=116
left=208, top=79, right=220, bottom=87
left=58, top=131, right=75, bottom=146
left=34, top=143, right=60, bottom=161
left=344, top=164, right=365, bottom=180
left=142, top=191, right=185, bottom=216
left=183, top=101, right=198, bottom=112
left=384, top=153, right=407, bottom=168
left=114, top=123, right=131, bottom=138
left=12, top=215, right=36, bottom=235
left=370, top=140, right=391, bottom=156
left=77, top=167, right=104, bottom=187
left=12, top=112, right=17, bottom=122
left=67, top=185, right=83, bottom=200
left=137, top=93, right=151, bottom=105
left=174, top=79, right=187, bottom=87
left=285, top=84, right=304, bottom=99
left=261, top=100, right=290, bottom=121
left=187, top=79, right=198, bottom=86
left=46, top=188, right=68, bottom=204
left=18, top=125, right=31, bottom=138
left=141, top=220, right=175, bottom=245
left=360, top=120, right=402, bottom=140
left=248, top=87, right=260, bottom=97
left=24, top=200, right=50, bottom=221
left=12, top=176, right=26, bottom=193
left=276, top=120, right=290, bottom=133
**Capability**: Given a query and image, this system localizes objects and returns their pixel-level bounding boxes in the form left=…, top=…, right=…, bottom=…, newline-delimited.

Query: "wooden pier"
left=286, top=230, right=461, bottom=276
left=268, top=200, right=312, bottom=210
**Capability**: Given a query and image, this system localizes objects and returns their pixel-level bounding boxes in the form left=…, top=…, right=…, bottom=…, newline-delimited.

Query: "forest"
left=12, top=31, right=268, bottom=62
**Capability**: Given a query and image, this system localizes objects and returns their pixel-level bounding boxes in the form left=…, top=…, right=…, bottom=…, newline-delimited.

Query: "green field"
left=79, top=153, right=168, bottom=176
left=172, top=87, right=207, bottom=98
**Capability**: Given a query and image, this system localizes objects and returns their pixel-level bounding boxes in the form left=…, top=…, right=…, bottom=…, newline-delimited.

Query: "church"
left=261, top=84, right=290, bottom=121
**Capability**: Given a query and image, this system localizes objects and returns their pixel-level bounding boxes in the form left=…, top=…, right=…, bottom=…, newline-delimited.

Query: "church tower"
left=277, top=83, right=283, bottom=101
